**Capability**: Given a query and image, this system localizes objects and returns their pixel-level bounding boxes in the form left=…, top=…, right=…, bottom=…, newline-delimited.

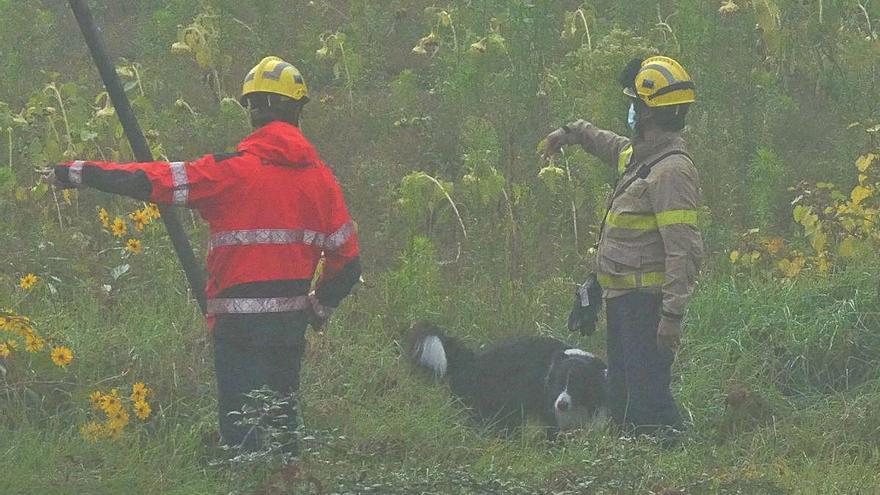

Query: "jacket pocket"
left=598, top=238, right=641, bottom=275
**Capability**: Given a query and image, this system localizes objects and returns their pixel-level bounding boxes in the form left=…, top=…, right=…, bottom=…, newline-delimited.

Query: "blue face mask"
left=627, top=103, right=637, bottom=130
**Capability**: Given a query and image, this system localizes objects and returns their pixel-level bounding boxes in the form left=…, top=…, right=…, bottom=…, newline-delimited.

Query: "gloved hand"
left=656, top=316, right=682, bottom=353
left=542, top=126, right=573, bottom=161
left=568, top=274, right=602, bottom=336
left=307, top=294, right=334, bottom=332
left=39, top=168, right=73, bottom=189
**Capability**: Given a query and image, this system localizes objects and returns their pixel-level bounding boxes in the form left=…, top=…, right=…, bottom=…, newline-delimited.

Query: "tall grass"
left=2, top=237, right=878, bottom=494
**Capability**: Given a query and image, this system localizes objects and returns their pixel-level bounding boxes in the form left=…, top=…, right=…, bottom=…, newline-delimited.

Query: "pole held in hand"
left=68, top=0, right=207, bottom=315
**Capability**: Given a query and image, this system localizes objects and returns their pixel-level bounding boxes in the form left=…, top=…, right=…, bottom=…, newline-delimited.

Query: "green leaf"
left=31, top=182, right=48, bottom=200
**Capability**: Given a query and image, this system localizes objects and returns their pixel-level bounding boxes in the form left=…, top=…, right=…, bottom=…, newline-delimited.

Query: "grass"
left=2, top=237, right=880, bottom=494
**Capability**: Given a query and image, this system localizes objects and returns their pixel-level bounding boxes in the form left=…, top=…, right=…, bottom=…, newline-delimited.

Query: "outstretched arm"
left=53, top=153, right=243, bottom=208
left=542, top=120, right=630, bottom=169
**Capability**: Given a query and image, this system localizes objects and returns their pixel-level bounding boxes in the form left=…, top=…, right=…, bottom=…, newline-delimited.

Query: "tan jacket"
left=567, top=120, right=703, bottom=318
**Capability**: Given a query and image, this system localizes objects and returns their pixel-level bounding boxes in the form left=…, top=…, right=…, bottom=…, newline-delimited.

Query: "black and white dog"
left=408, top=322, right=607, bottom=439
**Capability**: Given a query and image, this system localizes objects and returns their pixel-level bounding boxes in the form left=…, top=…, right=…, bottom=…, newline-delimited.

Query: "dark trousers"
left=212, top=311, right=308, bottom=454
left=606, top=291, right=684, bottom=434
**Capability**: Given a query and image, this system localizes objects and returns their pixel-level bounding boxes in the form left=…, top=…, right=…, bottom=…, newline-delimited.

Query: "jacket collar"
left=631, top=130, right=686, bottom=163
left=237, top=121, right=320, bottom=167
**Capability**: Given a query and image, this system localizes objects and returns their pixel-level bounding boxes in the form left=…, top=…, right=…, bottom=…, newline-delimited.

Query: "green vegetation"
left=2, top=1, right=879, bottom=493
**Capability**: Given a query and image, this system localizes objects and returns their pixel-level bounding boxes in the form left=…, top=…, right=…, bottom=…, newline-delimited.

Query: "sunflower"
left=144, top=203, right=161, bottom=220
left=25, top=332, right=44, bottom=353
left=134, top=400, right=151, bottom=420
left=89, top=391, right=103, bottom=410
left=98, top=207, right=111, bottom=229
left=129, top=209, right=149, bottom=231
left=18, top=274, right=39, bottom=290
left=108, top=407, right=130, bottom=435
left=50, top=346, right=73, bottom=368
left=131, top=382, right=150, bottom=402
left=0, top=343, right=10, bottom=358
left=80, top=421, right=107, bottom=443
left=110, top=217, right=127, bottom=238
left=125, top=238, right=142, bottom=254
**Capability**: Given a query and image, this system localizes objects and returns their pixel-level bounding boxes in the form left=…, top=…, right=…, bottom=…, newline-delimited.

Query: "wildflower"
left=765, top=238, right=784, bottom=255
left=111, top=217, right=128, bottom=238
left=131, top=382, right=151, bottom=402
left=19, top=274, right=39, bottom=290
left=134, top=400, right=151, bottom=420
left=98, top=394, right=114, bottom=413
left=129, top=209, right=151, bottom=231
left=125, top=238, right=142, bottom=254
left=0, top=343, right=10, bottom=358
left=50, top=346, right=73, bottom=368
left=62, top=189, right=74, bottom=204
left=25, top=333, right=44, bottom=353
left=98, top=207, right=111, bottom=229
left=144, top=203, right=161, bottom=220
left=89, top=391, right=103, bottom=410
left=107, top=408, right=130, bottom=436
left=80, top=421, right=107, bottom=443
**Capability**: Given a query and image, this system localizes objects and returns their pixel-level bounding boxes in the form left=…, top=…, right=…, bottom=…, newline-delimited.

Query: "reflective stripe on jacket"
left=57, top=121, right=360, bottom=315
left=567, top=119, right=703, bottom=318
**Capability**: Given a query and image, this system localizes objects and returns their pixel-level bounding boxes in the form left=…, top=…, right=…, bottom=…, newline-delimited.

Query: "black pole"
left=68, top=0, right=207, bottom=315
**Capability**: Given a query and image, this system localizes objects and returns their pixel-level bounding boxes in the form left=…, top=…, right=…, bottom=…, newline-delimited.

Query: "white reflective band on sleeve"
left=169, top=161, right=189, bottom=205
left=69, top=160, right=85, bottom=185
left=324, top=221, right=355, bottom=251
left=207, top=296, right=311, bottom=314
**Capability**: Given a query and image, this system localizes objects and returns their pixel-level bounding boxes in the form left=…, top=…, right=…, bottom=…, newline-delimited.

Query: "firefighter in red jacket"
left=48, top=56, right=361, bottom=455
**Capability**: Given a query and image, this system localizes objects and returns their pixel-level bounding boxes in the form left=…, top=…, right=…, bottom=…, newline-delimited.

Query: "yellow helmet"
left=240, top=56, right=309, bottom=103
left=622, top=56, right=695, bottom=107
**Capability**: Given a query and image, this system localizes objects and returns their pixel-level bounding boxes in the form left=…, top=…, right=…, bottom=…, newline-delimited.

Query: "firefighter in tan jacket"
left=543, top=56, right=703, bottom=435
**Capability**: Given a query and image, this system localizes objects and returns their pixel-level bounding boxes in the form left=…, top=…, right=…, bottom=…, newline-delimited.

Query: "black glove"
left=567, top=274, right=603, bottom=336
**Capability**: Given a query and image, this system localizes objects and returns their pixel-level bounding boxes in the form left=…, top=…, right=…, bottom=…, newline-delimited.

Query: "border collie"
left=408, top=322, right=607, bottom=439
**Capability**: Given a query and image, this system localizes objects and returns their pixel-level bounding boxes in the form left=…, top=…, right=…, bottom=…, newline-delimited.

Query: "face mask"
left=627, top=103, right=637, bottom=130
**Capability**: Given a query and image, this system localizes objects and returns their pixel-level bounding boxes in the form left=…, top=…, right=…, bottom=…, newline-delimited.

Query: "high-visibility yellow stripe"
left=655, top=209, right=699, bottom=227
left=598, top=271, right=665, bottom=290
left=617, top=145, right=633, bottom=176
left=605, top=212, right=658, bottom=230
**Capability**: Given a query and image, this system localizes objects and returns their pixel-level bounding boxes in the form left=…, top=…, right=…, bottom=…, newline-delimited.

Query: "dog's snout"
left=556, top=399, right=570, bottom=412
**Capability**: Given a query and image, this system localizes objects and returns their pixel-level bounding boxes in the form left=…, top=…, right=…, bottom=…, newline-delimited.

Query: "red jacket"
left=57, top=121, right=360, bottom=316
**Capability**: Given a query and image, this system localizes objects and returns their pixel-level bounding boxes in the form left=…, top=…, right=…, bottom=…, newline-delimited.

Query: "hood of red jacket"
left=237, top=121, right=320, bottom=167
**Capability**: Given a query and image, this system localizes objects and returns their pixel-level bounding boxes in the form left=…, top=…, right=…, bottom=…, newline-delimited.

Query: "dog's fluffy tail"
left=408, top=321, right=474, bottom=381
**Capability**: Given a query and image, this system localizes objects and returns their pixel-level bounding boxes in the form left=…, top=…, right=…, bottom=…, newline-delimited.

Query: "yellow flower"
left=25, top=333, right=44, bottom=353
left=125, top=238, right=142, bottom=254
left=729, top=250, right=740, bottom=264
left=765, top=238, right=784, bottom=255
left=19, top=273, right=39, bottom=290
left=144, top=203, right=161, bottom=220
left=110, top=217, right=128, bottom=238
left=98, top=207, right=111, bottom=229
left=0, top=343, right=10, bottom=358
left=98, top=394, right=114, bottom=413
left=131, top=382, right=151, bottom=402
left=134, top=400, right=151, bottom=420
left=107, top=407, right=130, bottom=436
left=62, top=189, right=74, bottom=204
left=89, top=391, right=103, bottom=410
left=50, top=346, right=73, bottom=368
left=80, top=421, right=107, bottom=443
left=129, top=210, right=149, bottom=231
